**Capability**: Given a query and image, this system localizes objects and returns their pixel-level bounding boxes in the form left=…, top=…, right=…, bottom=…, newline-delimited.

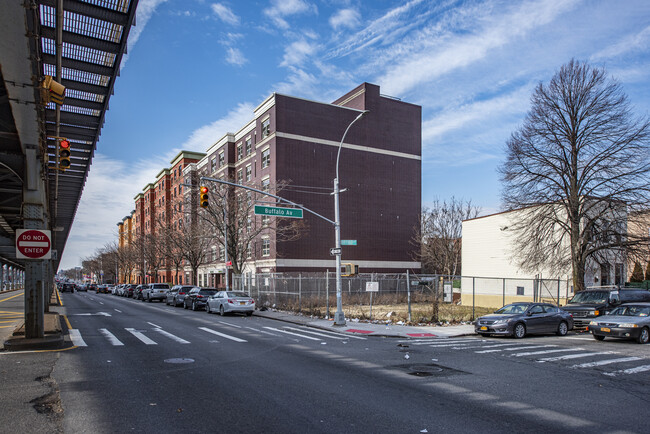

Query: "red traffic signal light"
left=58, top=138, right=71, bottom=170
left=199, top=186, right=209, bottom=208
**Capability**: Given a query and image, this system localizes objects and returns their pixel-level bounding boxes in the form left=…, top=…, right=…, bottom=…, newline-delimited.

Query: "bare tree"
left=499, top=59, right=650, bottom=292
left=413, top=197, right=480, bottom=275
left=198, top=178, right=307, bottom=275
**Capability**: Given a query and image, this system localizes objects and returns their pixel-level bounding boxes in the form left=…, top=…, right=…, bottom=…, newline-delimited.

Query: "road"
left=46, top=291, right=650, bottom=433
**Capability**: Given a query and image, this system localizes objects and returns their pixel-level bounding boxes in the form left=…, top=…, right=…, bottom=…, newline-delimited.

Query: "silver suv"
left=142, top=283, right=170, bottom=302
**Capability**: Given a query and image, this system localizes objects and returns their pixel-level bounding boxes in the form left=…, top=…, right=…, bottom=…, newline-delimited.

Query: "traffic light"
left=200, top=186, right=209, bottom=208
left=41, top=75, right=66, bottom=105
left=58, top=138, right=71, bottom=170
left=342, top=263, right=358, bottom=277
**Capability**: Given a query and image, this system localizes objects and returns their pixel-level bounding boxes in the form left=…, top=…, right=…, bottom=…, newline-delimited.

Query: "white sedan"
left=206, top=291, right=255, bottom=316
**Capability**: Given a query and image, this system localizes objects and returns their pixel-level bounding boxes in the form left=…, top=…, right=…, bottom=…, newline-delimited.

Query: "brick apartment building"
left=118, top=83, right=421, bottom=286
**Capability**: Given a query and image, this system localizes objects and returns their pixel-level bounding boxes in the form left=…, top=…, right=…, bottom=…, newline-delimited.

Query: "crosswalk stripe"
left=217, top=321, right=242, bottom=328
left=603, top=364, right=650, bottom=376
left=99, top=328, right=124, bottom=346
left=475, top=345, right=557, bottom=354
left=125, top=328, right=157, bottom=345
left=244, top=326, right=280, bottom=336
left=570, top=357, right=642, bottom=369
left=537, top=352, right=612, bottom=362
left=263, top=326, right=321, bottom=341
left=69, top=329, right=87, bottom=347
left=513, top=348, right=582, bottom=357
left=283, top=326, right=348, bottom=340
left=199, top=327, right=247, bottom=342
left=153, top=328, right=190, bottom=344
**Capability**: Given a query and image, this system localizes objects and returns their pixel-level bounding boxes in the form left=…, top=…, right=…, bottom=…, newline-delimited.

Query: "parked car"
left=206, top=291, right=256, bottom=316
left=183, top=287, right=218, bottom=311
left=166, top=285, right=194, bottom=306
left=123, top=284, right=137, bottom=298
left=134, top=284, right=147, bottom=300
left=587, top=303, right=650, bottom=344
left=475, top=302, right=574, bottom=338
left=562, top=287, right=650, bottom=328
left=143, top=283, right=170, bottom=302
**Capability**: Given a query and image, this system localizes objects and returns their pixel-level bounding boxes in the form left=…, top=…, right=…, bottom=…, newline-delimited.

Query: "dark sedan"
left=475, top=302, right=574, bottom=338
left=183, top=287, right=218, bottom=311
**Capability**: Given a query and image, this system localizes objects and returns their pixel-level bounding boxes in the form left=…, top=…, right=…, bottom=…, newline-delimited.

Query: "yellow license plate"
left=480, top=326, right=488, bottom=331
left=601, top=327, right=610, bottom=333
left=240, top=302, right=246, bottom=305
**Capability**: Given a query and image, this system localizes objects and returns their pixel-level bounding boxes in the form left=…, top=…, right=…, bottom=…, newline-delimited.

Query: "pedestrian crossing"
left=397, top=337, right=650, bottom=378
left=68, top=323, right=353, bottom=348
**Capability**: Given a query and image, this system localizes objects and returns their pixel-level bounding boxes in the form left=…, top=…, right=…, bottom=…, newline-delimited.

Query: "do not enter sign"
left=16, top=229, right=51, bottom=260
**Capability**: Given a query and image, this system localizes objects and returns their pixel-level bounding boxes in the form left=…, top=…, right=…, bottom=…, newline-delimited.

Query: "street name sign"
left=341, top=240, right=357, bottom=246
left=16, top=229, right=51, bottom=260
left=254, top=205, right=303, bottom=218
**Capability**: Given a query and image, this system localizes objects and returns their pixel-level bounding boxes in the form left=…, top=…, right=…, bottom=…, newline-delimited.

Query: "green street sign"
left=341, top=240, right=357, bottom=246
left=254, top=205, right=303, bottom=219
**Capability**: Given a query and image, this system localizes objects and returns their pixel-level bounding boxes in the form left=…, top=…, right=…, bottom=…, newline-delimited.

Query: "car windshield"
left=609, top=306, right=650, bottom=316
left=494, top=304, right=529, bottom=314
left=569, top=291, right=608, bottom=304
left=226, top=292, right=249, bottom=298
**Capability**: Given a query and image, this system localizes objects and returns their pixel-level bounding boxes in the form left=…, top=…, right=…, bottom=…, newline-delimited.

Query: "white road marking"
left=153, top=328, right=190, bottom=344
left=125, top=328, right=157, bottom=345
left=98, top=302, right=104, bottom=305
left=475, top=345, right=557, bottom=354
left=283, top=326, right=348, bottom=340
left=263, top=326, right=321, bottom=341
left=570, top=357, right=642, bottom=369
left=513, top=348, right=583, bottom=357
left=114, top=309, right=122, bottom=313
left=69, top=329, right=87, bottom=347
left=147, top=322, right=162, bottom=328
left=603, top=364, right=650, bottom=376
left=99, top=328, right=124, bottom=346
left=244, top=326, right=280, bottom=336
left=217, top=321, right=242, bottom=328
left=199, top=327, right=247, bottom=342
left=537, top=352, right=613, bottom=362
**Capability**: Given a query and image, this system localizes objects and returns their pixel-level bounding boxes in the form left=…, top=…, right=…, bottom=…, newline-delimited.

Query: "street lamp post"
left=333, top=110, right=368, bottom=326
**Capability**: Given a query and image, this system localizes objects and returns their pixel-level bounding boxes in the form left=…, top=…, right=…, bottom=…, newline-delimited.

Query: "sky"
left=58, top=0, right=650, bottom=270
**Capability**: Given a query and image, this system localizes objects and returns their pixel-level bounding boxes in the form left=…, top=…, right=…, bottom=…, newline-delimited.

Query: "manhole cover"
left=394, top=363, right=467, bottom=378
left=164, top=358, right=195, bottom=364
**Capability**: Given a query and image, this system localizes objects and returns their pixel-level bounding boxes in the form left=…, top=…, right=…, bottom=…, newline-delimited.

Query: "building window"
left=246, top=245, right=252, bottom=259
left=247, top=216, right=252, bottom=232
left=261, top=177, right=270, bottom=193
left=237, top=144, right=243, bottom=160
left=211, top=157, right=217, bottom=173
left=261, top=118, right=271, bottom=138
left=237, top=169, right=243, bottom=184
left=218, top=151, right=225, bottom=167
left=245, top=138, right=252, bottom=155
left=245, top=164, right=252, bottom=182
left=262, top=238, right=270, bottom=256
left=516, top=286, right=524, bottom=295
left=219, top=246, right=225, bottom=261
left=262, top=215, right=270, bottom=226
left=615, top=263, right=623, bottom=286
left=211, top=247, right=217, bottom=262
left=261, top=148, right=270, bottom=168
left=600, top=263, right=611, bottom=286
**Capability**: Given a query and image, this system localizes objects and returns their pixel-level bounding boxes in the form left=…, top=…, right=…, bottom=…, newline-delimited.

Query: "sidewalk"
left=1, top=288, right=64, bottom=351
left=253, top=309, right=476, bottom=338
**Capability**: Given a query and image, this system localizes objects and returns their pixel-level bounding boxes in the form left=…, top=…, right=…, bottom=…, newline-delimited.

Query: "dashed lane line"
left=199, top=327, right=247, bottom=343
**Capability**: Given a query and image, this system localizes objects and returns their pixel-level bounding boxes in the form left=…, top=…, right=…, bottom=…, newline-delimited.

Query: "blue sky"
left=59, top=0, right=650, bottom=270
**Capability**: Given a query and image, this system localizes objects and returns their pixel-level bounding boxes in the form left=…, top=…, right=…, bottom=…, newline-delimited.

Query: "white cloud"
left=273, top=68, right=320, bottom=99
left=225, top=47, right=248, bottom=66
left=280, top=39, right=319, bottom=68
left=263, top=0, right=317, bottom=30
left=123, top=0, right=169, bottom=66
left=178, top=103, right=255, bottom=153
left=211, top=3, right=241, bottom=26
left=329, top=8, right=361, bottom=30
left=591, top=25, right=650, bottom=61
left=379, top=0, right=579, bottom=96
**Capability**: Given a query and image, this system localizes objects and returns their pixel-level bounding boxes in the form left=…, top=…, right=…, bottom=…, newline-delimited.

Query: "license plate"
left=480, top=326, right=487, bottom=331
left=601, top=327, right=610, bottom=333
left=240, top=302, right=246, bottom=305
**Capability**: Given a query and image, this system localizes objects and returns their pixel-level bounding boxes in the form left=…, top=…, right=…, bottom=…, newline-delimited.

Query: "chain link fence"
left=230, top=272, right=576, bottom=322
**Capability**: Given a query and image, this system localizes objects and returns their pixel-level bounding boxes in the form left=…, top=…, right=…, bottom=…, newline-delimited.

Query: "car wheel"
left=246, top=311, right=253, bottom=317
left=593, top=334, right=605, bottom=341
left=192, top=301, right=197, bottom=311
left=637, top=327, right=649, bottom=344
left=513, top=323, right=526, bottom=339
left=556, top=321, right=568, bottom=336
left=206, top=304, right=211, bottom=314
left=219, top=305, right=225, bottom=316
